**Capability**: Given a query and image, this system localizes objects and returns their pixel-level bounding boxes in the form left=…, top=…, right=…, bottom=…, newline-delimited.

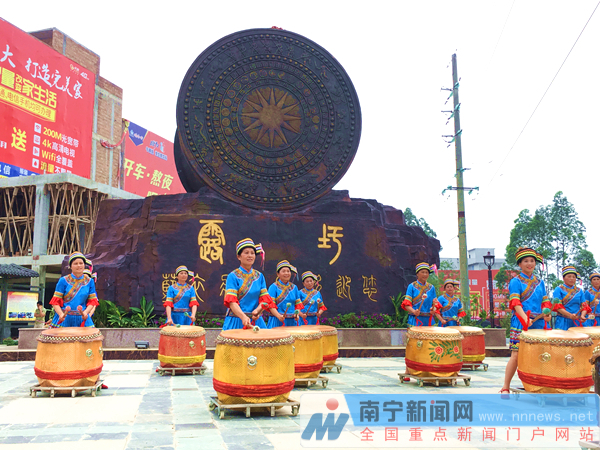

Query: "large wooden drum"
left=34, top=327, right=104, bottom=388
left=448, top=326, right=486, bottom=364
left=570, top=326, right=600, bottom=348
left=288, top=328, right=323, bottom=379
left=316, top=325, right=339, bottom=367
left=213, top=328, right=295, bottom=405
left=158, top=325, right=206, bottom=368
left=590, top=345, right=600, bottom=395
left=518, top=329, right=593, bottom=393
left=405, top=326, right=463, bottom=378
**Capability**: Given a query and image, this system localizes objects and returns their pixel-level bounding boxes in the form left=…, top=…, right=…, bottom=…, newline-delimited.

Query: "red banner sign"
left=122, top=121, right=185, bottom=196
left=0, top=18, right=95, bottom=178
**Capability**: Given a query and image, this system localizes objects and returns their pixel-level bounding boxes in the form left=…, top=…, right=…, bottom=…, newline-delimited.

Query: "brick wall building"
left=29, top=28, right=124, bottom=188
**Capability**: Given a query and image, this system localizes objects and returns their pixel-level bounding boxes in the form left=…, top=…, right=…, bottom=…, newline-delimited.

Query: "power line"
left=488, top=0, right=517, bottom=64
left=487, top=0, right=600, bottom=186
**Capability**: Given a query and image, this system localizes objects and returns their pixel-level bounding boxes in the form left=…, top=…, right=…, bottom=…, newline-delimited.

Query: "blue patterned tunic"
left=266, top=280, right=301, bottom=328
left=49, top=274, right=98, bottom=327
left=223, top=267, right=272, bottom=330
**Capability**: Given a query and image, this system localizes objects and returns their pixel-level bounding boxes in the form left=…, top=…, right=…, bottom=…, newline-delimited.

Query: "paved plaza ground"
left=0, top=357, right=591, bottom=450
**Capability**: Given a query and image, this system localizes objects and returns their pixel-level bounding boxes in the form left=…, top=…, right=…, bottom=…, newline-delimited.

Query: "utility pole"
left=452, top=54, right=470, bottom=311
left=441, top=54, right=472, bottom=311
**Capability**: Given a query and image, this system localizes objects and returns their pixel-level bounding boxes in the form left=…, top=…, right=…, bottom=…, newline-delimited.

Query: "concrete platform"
left=0, top=357, right=519, bottom=449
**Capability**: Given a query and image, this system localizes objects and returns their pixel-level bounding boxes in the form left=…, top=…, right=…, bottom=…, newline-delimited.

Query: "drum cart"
left=508, top=387, right=594, bottom=407
left=320, top=363, right=342, bottom=374
left=399, top=372, right=471, bottom=388
left=155, top=364, right=207, bottom=376
left=208, top=396, right=300, bottom=419
left=30, top=379, right=104, bottom=398
left=460, top=362, right=488, bottom=371
left=294, top=375, right=329, bottom=388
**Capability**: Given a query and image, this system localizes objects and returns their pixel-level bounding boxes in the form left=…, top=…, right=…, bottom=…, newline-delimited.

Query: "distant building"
left=441, top=248, right=505, bottom=271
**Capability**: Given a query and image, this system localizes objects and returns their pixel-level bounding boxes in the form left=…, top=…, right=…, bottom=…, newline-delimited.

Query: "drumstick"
left=57, top=306, right=71, bottom=325
left=77, top=305, right=86, bottom=327
left=282, top=303, right=292, bottom=326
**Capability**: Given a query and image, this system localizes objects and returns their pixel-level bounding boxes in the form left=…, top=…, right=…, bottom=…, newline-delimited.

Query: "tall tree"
left=504, top=192, right=594, bottom=290
left=404, top=207, right=439, bottom=240
left=548, top=192, right=586, bottom=277
left=573, top=248, right=597, bottom=289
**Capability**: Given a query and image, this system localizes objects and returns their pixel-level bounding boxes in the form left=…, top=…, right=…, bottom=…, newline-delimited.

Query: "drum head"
left=288, top=328, right=323, bottom=340
left=448, top=326, right=485, bottom=335
left=41, top=327, right=100, bottom=337
left=569, top=326, right=600, bottom=337
left=161, top=325, right=205, bottom=334
left=409, top=326, right=462, bottom=335
left=219, top=328, right=292, bottom=341
left=522, top=329, right=591, bottom=341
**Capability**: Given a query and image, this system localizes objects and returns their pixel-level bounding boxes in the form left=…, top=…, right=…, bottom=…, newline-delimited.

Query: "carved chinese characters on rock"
left=198, top=219, right=226, bottom=264
left=176, top=28, right=361, bottom=210
left=336, top=275, right=352, bottom=301
left=318, top=224, right=343, bottom=265
left=362, top=275, right=378, bottom=302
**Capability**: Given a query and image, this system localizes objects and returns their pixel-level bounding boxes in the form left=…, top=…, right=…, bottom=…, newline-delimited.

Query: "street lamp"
left=483, top=251, right=495, bottom=328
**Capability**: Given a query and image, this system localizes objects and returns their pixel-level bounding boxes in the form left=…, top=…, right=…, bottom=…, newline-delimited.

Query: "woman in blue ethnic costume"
left=401, top=262, right=443, bottom=327
left=163, top=266, right=200, bottom=326
left=299, top=271, right=327, bottom=326
left=49, top=252, right=98, bottom=327
left=584, top=272, right=600, bottom=326
left=223, top=238, right=283, bottom=330
left=438, top=279, right=465, bottom=326
left=501, top=247, right=552, bottom=394
left=553, top=266, right=590, bottom=330
left=266, top=260, right=302, bottom=328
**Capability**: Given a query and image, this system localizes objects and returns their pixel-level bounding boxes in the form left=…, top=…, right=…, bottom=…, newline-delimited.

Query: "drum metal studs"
left=565, top=354, right=575, bottom=365
left=539, top=352, right=551, bottom=363
left=201, top=340, right=205, bottom=347
left=417, top=341, right=423, bottom=349
left=98, top=346, right=103, bottom=356
left=86, top=349, right=93, bottom=358
left=189, top=341, right=196, bottom=349
left=247, top=355, right=258, bottom=370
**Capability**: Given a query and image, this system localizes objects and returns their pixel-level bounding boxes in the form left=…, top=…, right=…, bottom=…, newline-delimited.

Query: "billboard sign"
left=1, top=291, right=39, bottom=321
left=122, top=121, right=185, bottom=197
left=0, top=18, right=95, bottom=178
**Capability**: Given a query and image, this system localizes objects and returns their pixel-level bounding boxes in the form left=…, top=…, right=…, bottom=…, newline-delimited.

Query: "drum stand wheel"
left=208, top=396, right=300, bottom=419
left=30, top=380, right=104, bottom=398
left=156, top=364, right=207, bottom=376
left=399, top=372, right=471, bottom=387
left=294, top=376, right=329, bottom=388
left=461, top=362, right=488, bottom=372
left=320, top=363, right=342, bottom=374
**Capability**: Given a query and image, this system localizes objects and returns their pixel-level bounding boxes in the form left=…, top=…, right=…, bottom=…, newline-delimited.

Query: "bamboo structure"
left=0, top=186, right=35, bottom=257
left=0, top=183, right=107, bottom=257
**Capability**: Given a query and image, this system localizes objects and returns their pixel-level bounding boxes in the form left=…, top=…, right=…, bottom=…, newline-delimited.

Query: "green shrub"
left=2, top=337, right=18, bottom=346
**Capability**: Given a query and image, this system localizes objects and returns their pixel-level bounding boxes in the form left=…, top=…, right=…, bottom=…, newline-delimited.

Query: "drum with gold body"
left=518, top=329, right=593, bottom=393
left=448, top=326, right=485, bottom=365
left=316, top=325, right=339, bottom=367
left=213, top=328, right=295, bottom=405
left=570, top=326, right=600, bottom=349
left=158, top=325, right=206, bottom=369
left=34, top=327, right=104, bottom=388
left=405, top=326, right=463, bottom=377
left=288, top=327, right=323, bottom=378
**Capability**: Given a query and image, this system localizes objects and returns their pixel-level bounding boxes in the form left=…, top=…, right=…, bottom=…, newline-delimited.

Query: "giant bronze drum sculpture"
left=175, top=28, right=361, bottom=210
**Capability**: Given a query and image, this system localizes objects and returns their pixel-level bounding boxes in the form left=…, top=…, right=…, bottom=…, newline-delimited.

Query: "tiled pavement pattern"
left=0, top=358, right=574, bottom=450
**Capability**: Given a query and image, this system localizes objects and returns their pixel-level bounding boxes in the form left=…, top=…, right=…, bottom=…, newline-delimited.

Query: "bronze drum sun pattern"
left=176, top=28, right=361, bottom=210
